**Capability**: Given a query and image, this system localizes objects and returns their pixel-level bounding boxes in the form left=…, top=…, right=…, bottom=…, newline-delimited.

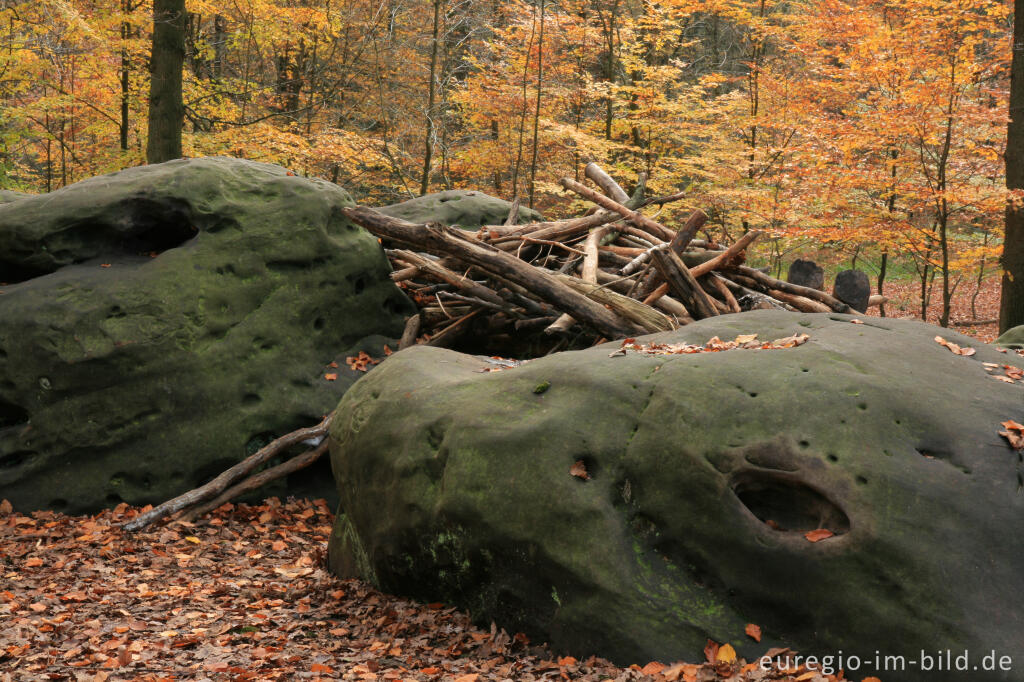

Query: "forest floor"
left=0, top=279, right=1003, bottom=682
left=869, top=275, right=1001, bottom=343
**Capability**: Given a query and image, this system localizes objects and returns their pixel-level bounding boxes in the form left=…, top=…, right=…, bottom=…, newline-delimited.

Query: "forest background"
left=0, top=0, right=1013, bottom=327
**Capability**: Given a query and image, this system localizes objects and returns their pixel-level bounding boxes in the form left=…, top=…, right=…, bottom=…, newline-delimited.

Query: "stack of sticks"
left=342, top=163, right=855, bottom=354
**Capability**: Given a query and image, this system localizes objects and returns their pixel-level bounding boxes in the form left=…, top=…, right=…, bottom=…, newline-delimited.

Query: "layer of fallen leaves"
left=610, top=333, right=809, bottom=358
left=870, top=276, right=1000, bottom=343
left=1, top=500, right=866, bottom=682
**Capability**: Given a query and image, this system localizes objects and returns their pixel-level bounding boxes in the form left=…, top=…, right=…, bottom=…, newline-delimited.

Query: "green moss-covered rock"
left=376, top=190, right=541, bottom=228
left=994, top=325, right=1024, bottom=349
left=329, top=311, right=1023, bottom=680
left=0, top=157, right=415, bottom=513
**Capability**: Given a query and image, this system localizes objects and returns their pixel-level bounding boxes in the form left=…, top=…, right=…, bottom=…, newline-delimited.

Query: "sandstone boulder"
left=377, top=190, right=541, bottom=228
left=0, top=157, right=414, bottom=513
left=329, top=311, right=1022, bottom=680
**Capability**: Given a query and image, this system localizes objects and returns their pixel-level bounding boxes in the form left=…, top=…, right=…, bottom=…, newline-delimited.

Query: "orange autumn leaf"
left=640, top=661, right=665, bottom=675
left=999, top=420, right=1024, bottom=449
left=804, top=528, right=834, bottom=542
left=310, top=663, right=334, bottom=673
left=744, top=623, right=762, bottom=642
left=324, top=373, right=338, bottom=381
left=570, top=460, right=590, bottom=480
left=934, top=336, right=976, bottom=356
left=24, top=557, right=43, bottom=567
left=558, top=656, right=578, bottom=666
left=716, top=643, right=737, bottom=663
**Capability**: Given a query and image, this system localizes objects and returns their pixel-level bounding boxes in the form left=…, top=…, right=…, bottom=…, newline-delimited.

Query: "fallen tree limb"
left=179, top=440, right=330, bottom=523
left=649, top=246, right=719, bottom=320
left=559, top=177, right=676, bottom=242
left=122, top=413, right=334, bottom=531
left=585, top=161, right=631, bottom=204
left=734, top=266, right=853, bottom=313
left=555, top=274, right=675, bottom=333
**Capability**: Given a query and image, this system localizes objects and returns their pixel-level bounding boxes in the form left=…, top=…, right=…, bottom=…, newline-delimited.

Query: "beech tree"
left=146, top=0, right=186, bottom=164
left=1001, top=0, right=1024, bottom=332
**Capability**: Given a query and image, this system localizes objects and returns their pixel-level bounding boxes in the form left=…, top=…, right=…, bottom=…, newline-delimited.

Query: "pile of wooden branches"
left=344, top=163, right=855, bottom=354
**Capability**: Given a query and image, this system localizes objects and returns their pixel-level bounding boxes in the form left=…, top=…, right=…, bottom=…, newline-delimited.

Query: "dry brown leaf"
left=994, top=375, right=1015, bottom=383
left=735, top=333, right=758, bottom=343
left=934, top=336, right=976, bottom=356
left=0, top=499, right=11, bottom=515
left=570, top=460, right=590, bottom=480
left=744, top=623, right=762, bottom=642
left=703, top=639, right=720, bottom=664
left=640, top=661, right=666, bottom=675
left=1000, top=420, right=1024, bottom=449
left=849, top=318, right=864, bottom=324
left=804, top=528, right=834, bottom=542
left=769, top=333, right=810, bottom=348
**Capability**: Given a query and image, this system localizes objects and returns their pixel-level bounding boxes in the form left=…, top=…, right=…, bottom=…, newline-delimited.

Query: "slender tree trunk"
left=146, top=0, right=186, bottom=164
left=420, top=0, right=442, bottom=195
left=528, top=0, right=545, bottom=209
left=120, top=0, right=132, bottom=151
left=877, top=251, right=888, bottom=317
left=1001, top=0, right=1024, bottom=332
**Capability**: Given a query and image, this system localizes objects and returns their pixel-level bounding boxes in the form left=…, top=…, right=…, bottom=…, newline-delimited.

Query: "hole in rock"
left=731, top=470, right=850, bottom=535
left=571, top=455, right=597, bottom=480
left=827, top=454, right=838, bottom=462
left=0, top=349, right=7, bottom=360
left=0, top=260, right=55, bottom=284
left=0, top=450, right=35, bottom=469
left=243, top=393, right=261, bottom=405
left=117, top=198, right=198, bottom=254
left=314, top=317, right=326, bottom=330
left=0, top=398, right=29, bottom=429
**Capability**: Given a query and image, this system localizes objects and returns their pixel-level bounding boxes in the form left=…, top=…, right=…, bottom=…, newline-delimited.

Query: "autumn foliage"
left=0, top=0, right=1010, bottom=320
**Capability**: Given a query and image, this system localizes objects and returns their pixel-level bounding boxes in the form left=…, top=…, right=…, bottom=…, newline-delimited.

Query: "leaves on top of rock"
left=610, top=333, right=809, bottom=357
left=934, top=336, right=976, bottom=356
left=999, top=420, right=1024, bottom=450
left=345, top=350, right=383, bottom=372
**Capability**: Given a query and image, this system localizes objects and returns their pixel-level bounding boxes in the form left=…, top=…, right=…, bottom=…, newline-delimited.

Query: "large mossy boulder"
left=377, top=190, right=541, bottom=227
left=0, top=157, right=415, bottom=513
left=329, top=311, right=1023, bottom=680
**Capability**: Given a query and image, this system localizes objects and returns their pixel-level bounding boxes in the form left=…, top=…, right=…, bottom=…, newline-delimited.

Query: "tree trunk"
left=528, top=0, right=545, bottom=209
left=420, top=0, right=442, bottom=195
left=1001, top=0, right=1024, bottom=332
left=146, top=0, right=186, bottom=164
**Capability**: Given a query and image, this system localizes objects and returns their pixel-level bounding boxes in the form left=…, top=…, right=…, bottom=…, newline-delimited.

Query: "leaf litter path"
left=1, top=500, right=866, bottom=682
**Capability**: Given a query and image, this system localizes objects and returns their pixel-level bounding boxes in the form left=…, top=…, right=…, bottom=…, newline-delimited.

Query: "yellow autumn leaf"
left=716, top=643, right=737, bottom=663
